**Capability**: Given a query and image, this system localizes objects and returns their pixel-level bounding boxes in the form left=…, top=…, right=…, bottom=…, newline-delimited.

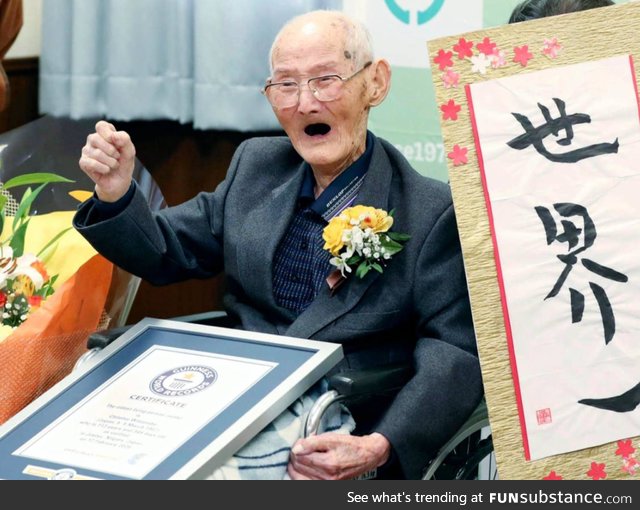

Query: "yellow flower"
left=323, top=215, right=349, bottom=256
left=342, top=205, right=393, bottom=233
left=11, top=275, right=36, bottom=298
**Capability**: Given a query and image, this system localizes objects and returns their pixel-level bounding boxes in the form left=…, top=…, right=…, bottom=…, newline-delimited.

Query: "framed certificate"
left=0, top=318, right=343, bottom=480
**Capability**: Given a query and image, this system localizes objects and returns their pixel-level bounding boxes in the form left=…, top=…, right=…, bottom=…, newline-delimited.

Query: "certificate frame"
left=0, top=318, right=343, bottom=480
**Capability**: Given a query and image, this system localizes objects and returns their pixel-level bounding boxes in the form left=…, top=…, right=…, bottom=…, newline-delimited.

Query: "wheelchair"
left=79, top=311, right=496, bottom=480
left=304, top=364, right=495, bottom=480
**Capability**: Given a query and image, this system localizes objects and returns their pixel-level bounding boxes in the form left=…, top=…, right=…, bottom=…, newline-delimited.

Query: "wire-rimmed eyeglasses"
left=262, top=61, right=372, bottom=110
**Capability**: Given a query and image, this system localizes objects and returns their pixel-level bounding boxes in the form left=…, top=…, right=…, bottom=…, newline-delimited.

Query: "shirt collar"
left=299, top=131, right=373, bottom=220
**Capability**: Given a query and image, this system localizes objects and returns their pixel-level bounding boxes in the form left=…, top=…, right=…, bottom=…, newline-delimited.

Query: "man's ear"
left=368, top=59, right=391, bottom=107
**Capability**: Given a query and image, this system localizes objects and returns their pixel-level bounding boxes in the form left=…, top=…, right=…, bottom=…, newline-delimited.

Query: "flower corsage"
left=322, top=205, right=410, bottom=289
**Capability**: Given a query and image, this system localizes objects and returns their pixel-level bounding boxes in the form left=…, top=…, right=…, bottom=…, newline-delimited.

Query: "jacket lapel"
left=236, top=162, right=306, bottom=311
left=286, top=137, right=394, bottom=339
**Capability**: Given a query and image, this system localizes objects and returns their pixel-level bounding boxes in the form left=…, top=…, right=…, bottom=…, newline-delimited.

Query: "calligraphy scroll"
left=468, top=54, right=640, bottom=461
left=429, top=2, right=640, bottom=479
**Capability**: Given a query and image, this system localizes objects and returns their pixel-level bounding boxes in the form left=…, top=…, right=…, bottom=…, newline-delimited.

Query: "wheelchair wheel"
left=423, top=431, right=496, bottom=480
left=455, top=436, right=496, bottom=480
left=422, top=400, right=496, bottom=480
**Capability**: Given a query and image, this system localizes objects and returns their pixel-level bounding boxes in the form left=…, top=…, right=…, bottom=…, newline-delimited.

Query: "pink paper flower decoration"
left=447, top=145, right=468, bottom=166
left=453, top=37, right=474, bottom=59
left=513, top=45, right=533, bottom=67
left=440, top=99, right=462, bottom=121
left=433, top=49, right=453, bottom=70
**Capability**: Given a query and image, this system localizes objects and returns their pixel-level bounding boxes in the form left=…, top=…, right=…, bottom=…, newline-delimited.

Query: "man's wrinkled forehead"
left=271, top=15, right=352, bottom=68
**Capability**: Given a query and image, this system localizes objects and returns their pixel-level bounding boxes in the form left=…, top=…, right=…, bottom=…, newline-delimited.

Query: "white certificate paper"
left=14, top=346, right=276, bottom=479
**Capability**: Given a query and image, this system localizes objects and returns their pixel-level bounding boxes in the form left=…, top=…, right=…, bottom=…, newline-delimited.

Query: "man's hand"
left=79, top=120, right=136, bottom=202
left=287, top=432, right=391, bottom=480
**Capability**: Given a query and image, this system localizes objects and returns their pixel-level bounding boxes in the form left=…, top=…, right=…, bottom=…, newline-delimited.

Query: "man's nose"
left=296, top=84, right=321, bottom=113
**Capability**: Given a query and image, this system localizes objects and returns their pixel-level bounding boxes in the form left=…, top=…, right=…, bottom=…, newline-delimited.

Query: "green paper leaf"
left=2, top=173, right=73, bottom=190
left=36, top=227, right=73, bottom=258
left=13, top=183, right=47, bottom=231
left=9, top=220, right=30, bottom=257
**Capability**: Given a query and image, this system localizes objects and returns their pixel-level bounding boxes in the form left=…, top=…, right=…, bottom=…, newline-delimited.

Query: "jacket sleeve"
left=73, top=140, right=248, bottom=285
left=373, top=204, right=483, bottom=480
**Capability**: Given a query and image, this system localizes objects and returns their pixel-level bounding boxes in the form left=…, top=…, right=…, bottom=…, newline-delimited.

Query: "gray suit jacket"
left=74, top=134, right=483, bottom=479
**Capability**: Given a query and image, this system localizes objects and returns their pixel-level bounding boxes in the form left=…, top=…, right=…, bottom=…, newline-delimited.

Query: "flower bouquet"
left=0, top=172, right=114, bottom=423
left=0, top=116, right=166, bottom=424
left=322, top=205, right=410, bottom=285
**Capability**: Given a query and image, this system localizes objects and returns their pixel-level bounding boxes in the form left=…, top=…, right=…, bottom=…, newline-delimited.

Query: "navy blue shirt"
left=272, top=132, right=373, bottom=315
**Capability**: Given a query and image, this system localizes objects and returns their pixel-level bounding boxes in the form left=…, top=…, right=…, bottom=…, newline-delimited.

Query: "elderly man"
left=74, top=10, right=482, bottom=480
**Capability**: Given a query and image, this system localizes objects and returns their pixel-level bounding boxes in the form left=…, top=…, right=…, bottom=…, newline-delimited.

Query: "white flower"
left=470, top=53, right=491, bottom=75
left=0, top=248, right=46, bottom=290
left=330, top=256, right=353, bottom=278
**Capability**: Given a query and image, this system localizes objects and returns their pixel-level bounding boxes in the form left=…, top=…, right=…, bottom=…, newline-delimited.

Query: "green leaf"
left=8, top=219, right=30, bottom=257
left=37, top=274, right=60, bottom=299
left=380, top=237, right=403, bottom=248
left=380, top=238, right=404, bottom=255
left=356, top=262, right=370, bottom=279
left=371, top=263, right=384, bottom=274
left=384, top=246, right=404, bottom=257
left=38, top=240, right=59, bottom=266
left=37, top=227, right=73, bottom=258
left=345, top=255, right=361, bottom=266
left=386, top=231, right=411, bottom=242
left=13, top=183, right=47, bottom=231
left=388, top=208, right=396, bottom=217
left=2, top=172, right=74, bottom=190
left=0, top=194, right=7, bottom=214
left=0, top=208, right=4, bottom=236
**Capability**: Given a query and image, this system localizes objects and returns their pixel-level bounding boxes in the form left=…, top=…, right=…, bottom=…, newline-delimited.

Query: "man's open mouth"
left=304, top=123, right=331, bottom=136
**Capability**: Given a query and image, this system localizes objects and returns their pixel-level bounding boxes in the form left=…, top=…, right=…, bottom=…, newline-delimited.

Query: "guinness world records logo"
left=150, top=365, right=217, bottom=397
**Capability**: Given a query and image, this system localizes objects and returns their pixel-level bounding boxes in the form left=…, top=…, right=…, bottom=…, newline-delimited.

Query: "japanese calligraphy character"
left=535, top=202, right=628, bottom=345
left=579, top=380, right=640, bottom=413
left=508, top=98, right=619, bottom=163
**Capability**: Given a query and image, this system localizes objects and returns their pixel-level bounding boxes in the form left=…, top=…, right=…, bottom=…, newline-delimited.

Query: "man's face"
left=270, top=19, right=371, bottom=176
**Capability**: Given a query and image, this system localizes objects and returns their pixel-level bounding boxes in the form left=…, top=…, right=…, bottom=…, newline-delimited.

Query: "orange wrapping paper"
left=0, top=254, right=112, bottom=423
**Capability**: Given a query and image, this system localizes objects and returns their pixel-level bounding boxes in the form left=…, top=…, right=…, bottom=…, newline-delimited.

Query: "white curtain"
left=39, top=0, right=340, bottom=131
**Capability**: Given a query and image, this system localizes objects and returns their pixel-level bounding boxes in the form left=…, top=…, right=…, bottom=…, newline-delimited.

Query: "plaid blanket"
left=206, top=380, right=355, bottom=480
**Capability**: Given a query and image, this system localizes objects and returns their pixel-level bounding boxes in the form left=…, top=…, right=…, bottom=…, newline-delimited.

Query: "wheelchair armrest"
left=170, top=310, right=232, bottom=327
left=304, top=363, right=414, bottom=439
left=327, top=362, right=413, bottom=398
left=87, top=326, right=132, bottom=349
left=87, top=311, right=231, bottom=349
